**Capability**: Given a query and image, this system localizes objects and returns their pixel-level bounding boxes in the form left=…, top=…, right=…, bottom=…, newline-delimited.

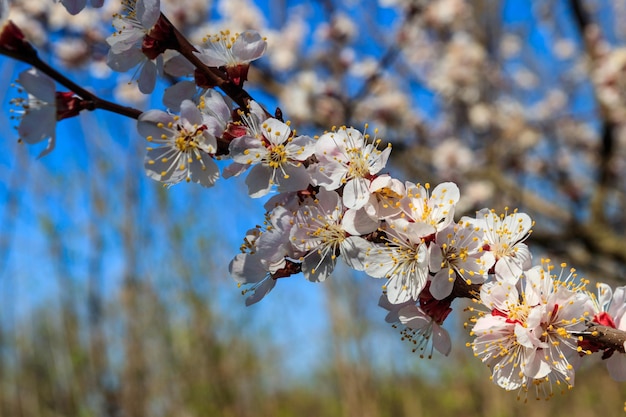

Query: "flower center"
left=175, top=124, right=206, bottom=152
left=267, top=144, right=287, bottom=168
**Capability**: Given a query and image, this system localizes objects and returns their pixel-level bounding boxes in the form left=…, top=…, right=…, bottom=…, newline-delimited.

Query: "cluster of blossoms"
left=4, top=0, right=626, bottom=402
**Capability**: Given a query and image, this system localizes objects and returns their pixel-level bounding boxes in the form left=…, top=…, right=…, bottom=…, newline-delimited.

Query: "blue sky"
left=0, top=0, right=620, bottom=382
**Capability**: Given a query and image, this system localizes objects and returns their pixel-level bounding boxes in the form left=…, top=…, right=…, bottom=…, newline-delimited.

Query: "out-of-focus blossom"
left=429, top=33, right=486, bottom=103
left=422, top=0, right=469, bottom=31
left=60, top=0, right=104, bottom=16
left=265, top=14, right=307, bottom=72
left=593, top=47, right=626, bottom=123
left=432, top=138, right=474, bottom=178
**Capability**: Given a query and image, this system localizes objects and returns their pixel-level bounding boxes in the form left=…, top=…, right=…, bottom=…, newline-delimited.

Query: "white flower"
left=363, top=174, right=406, bottom=220
left=468, top=208, right=533, bottom=282
left=360, top=218, right=433, bottom=304
left=138, top=99, right=219, bottom=187
left=230, top=207, right=300, bottom=306
left=228, top=118, right=315, bottom=197
left=289, top=189, right=371, bottom=282
left=470, top=261, right=592, bottom=397
left=400, top=181, right=460, bottom=233
left=230, top=253, right=277, bottom=306
left=313, top=126, right=392, bottom=210
left=428, top=221, right=495, bottom=300
left=106, top=0, right=163, bottom=94
left=14, top=68, right=57, bottom=158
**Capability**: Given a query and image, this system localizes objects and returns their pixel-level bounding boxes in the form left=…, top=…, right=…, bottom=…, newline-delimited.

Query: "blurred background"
left=2, top=0, right=626, bottom=415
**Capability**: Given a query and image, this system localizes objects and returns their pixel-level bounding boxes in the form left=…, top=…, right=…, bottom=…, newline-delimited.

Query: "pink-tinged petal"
left=399, top=305, right=430, bottom=330
left=432, top=323, right=452, bottom=356
left=0, top=0, right=8, bottom=22
left=137, top=110, right=173, bottom=138
left=245, top=164, right=273, bottom=198
left=508, top=212, right=533, bottom=241
left=189, top=154, right=219, bottom=187
left=479, top=280, right=518, bottom=311
left=596, top=283, right=614, bottom=312
left=405, top=221, right=436, bottom=242
left=137, top=0, right=161, bottom=29
left=261, top=118, right=291, bottom=145
left=301, top=251, right=336, bottom=282
left=360, top=244, right=393, bottom=278
left=244, top=277, right=276, bottom=306
left=368, top=145, right=391, bottom=174
left=229, top=253, right=268, bottom=283
left=343, top=177, right=371, bottom=210
left=108, top=26, right=146, bottom=52
left=341, top=207, right=378, bottom=236
left=429, top=269, right=455, bottom=300
left=164, top=53, right=195, bottom=77
left=193, top=49, right=227, bottom=67
left=60, top=0, right=87, bottom=15
left=340, top=236, right=371, bottom=271
left=197, top=132, right=217, bottom=154
left=144, top=147, right=184, bottom=183
left=222, top=162, right=249, bottom=178
left=163, top=81, right=197, bottom=111
left=492, top=359, right=524, bottom=391
left=378, top=294, right=414, bottom=323
left=386, top=268, right=426, bottom=305
left=606, top=352, right=626, bottom=381
left=18, top=69, right=55, bottom=102
left=315, top=133, right=349, bottom=163
left=18, top=107, right=55, bottom=145
left=232, top=31, right=267, bottom=62
left=202, top=89, right=232, bottom=123
left=514, top=322, right=538, bottom=349
left=276, top=164, right=310, bottom=193
left=179, top=99, right=202, bottom=126
left=107, top=48, right=145, bottom=72
left=472, top=315, right=510, bottom=334
left=523, top=347, right=551, bottom=379
left=428, top=244, right=444, bottom=273
left=138, top=60, right=157, bottom=94
left=286, top=135, right=316, bottom=160
left=494, top=252, right=526, bottom=282
left=229, top=136, right=267, bottom=165
left=315, top=189, right=342, bottom=216
left=610, top=287, right=626, bottom=323
left=312, top=160, right=346, bottom=190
